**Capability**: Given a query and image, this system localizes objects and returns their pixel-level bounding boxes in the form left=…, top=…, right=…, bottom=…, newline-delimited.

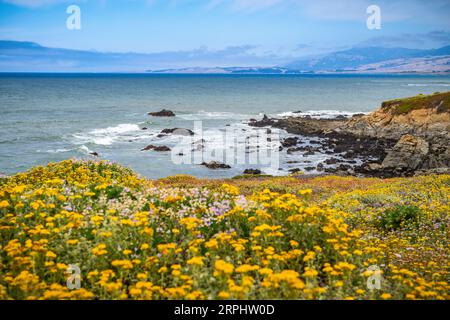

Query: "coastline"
left=1, top=74, right=450, bottom=178
left=246, top=91, right=450, bottom=178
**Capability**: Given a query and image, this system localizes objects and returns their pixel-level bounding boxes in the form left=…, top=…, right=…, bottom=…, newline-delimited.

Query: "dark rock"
left=288, top=168, right=302, bottom=173
left=89, top=152, right=99, bottom=157
left=161, top=128, right=194, bottom=136
left=248, top=114, right=275, bottom=127
left=304, top=166, right=315, bottom=171
left=141, top=145, right=171, bottom=152
left=201, top=161, right=231, bottom=169
left=282, top=137, right=299, bottom=147
left=148, top=109, right=175, bottom=117
left=382, top=134, right=429, bottom=170
left=273, top=116, right=345, bottom=136
left=324, top=158, right=340, bottom=165
left=287, top=147, right=302, bottom=154
left=243, top=169, right=262, bottom=175
left=325, top=164, right=351, bottom=174
left=141, top=127, right=148, bottom=130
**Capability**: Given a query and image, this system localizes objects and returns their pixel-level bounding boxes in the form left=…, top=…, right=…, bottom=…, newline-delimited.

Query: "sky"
left=0, top=0, right=449, bottom=68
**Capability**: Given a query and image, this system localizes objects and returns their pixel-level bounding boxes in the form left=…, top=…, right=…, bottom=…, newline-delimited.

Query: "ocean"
left=1, top=73, right=450, bottom=178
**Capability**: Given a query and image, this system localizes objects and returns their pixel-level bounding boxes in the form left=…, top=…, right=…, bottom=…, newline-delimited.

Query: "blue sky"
left=0, top=0, right=449, bottom=67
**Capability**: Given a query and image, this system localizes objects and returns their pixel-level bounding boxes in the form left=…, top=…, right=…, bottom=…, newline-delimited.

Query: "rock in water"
left=160, top=128, right=194, bottom=136
left=249, top=114, right=275, bottom=127
left=148, top=109, right=175, bottom=117
left=281, top=137, right=299, bottom=147
left=201, top=161, right=231, bottom=169
left=243, top=169, right=262, bottom=175
left=141, top=145, right=171, bottom=152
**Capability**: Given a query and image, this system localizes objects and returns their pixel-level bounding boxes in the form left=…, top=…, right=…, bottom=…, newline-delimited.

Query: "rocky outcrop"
left=343, top=92, right=450, bottom=140
left=342, top=92, right=450, bottom=176
left=272, top=117, right=344, bottom=135
left=148, top=109, right=175, bottom=117
left=381, top=134, right=429, bottom=170
left=354, top=134, right=450, bottom=177
left=201, top=161, right=231, bottom=169
left=248, top=114, right=275, bottom=127
left=160, top=128, right=194, bottom=136
left=141, top=145, right=171, bottom=152
left=248, top=92, right=450, bottom=177
left=243, top=169, right=262, bottom=175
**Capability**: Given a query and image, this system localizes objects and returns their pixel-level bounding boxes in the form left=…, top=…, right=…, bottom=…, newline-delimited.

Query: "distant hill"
left=285, top=46, right=450, bottom=72
left=147, top=66, right=299, bottom=74
left=0, top=40, right=449, bottom=73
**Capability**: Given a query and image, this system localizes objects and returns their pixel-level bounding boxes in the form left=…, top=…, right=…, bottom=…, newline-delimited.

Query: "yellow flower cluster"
left=0, top=160, right=448, bottom=300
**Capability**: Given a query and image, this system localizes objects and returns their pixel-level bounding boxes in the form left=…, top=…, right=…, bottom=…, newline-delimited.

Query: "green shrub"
left=377, top=205, right=421, bottom=231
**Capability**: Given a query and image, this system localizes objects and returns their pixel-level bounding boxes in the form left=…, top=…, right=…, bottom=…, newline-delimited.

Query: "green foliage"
left=381, top=91, right=450, bottom=115
left=377, top=205, right=421, bottom=231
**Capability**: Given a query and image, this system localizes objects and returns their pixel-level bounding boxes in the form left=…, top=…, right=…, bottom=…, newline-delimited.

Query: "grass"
left=381, top=91, right=450, bottom=115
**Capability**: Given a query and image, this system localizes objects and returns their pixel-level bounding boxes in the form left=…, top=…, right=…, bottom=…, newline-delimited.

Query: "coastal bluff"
left=342, top=92, right=450, bottom=176
left=342, top=92, right=450, bottom=140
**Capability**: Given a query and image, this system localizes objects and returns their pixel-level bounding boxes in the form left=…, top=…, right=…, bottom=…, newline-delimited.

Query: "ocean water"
left=1, top=73, right=450, bottom=178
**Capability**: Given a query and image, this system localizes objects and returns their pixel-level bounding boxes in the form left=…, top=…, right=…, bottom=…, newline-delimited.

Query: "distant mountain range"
left=0, top=40, right=449, bottom=73
left=151, top=46, right=450, bottom=74
left=284, top=46, right=450, bottom=71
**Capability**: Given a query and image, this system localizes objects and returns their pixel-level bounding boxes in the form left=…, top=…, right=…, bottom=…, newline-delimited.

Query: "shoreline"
left=246, top=91, right=450, bottom=178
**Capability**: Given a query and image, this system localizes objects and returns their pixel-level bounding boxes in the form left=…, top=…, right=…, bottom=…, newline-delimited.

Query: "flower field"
left=0, top=160, right=449, bottom=300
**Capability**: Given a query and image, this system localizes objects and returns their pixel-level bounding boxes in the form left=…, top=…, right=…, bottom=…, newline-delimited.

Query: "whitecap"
left=405, top=83, right=450, bottom=87
left=276, top=110, right=367, bottom=119
left=177, top=111, right=252, bottom=121
left=72, top=123, right=142, bottom=146
left=78, top=145, right=93, bottom=154
left=46, top=148, right=73, bottom=154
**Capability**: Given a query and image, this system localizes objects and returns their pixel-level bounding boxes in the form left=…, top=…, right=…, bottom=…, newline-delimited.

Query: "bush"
left=378, top=205, right=421, bottom=231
